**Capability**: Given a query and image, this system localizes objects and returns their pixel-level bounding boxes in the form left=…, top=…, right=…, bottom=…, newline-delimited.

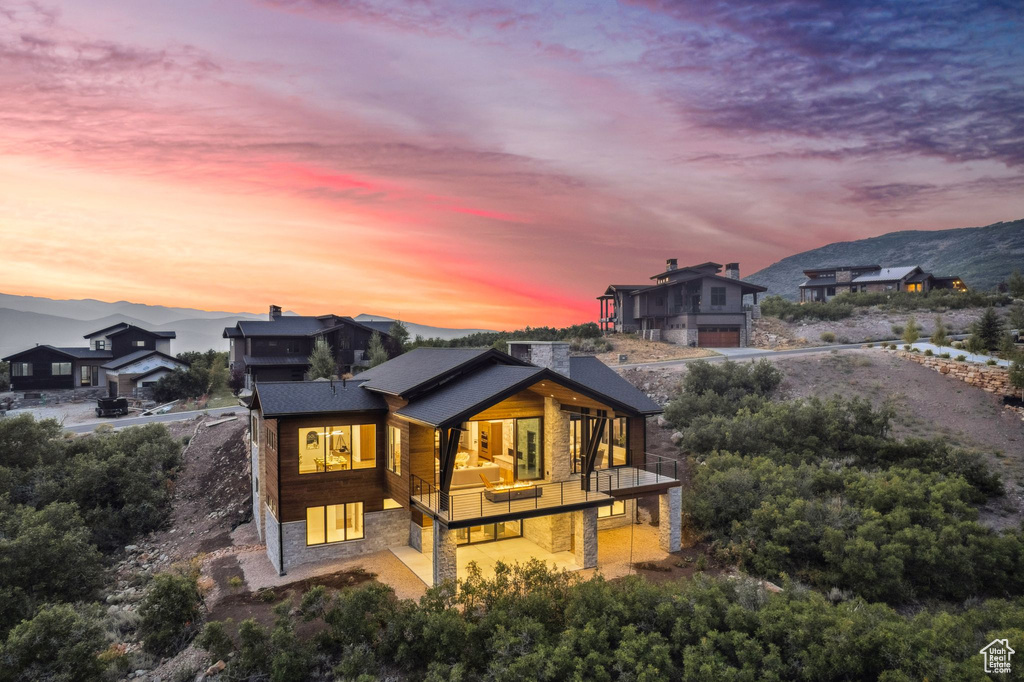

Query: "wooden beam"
left=580, top=415, right=608, bottom=491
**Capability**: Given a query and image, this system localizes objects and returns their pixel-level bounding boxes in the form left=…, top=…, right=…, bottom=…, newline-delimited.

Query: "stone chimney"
left=269, top=304, right=282, bottom=321
left=725, top=263, right=740, bottom=279
left=666, top=258, right=678, bottom=272
left=507, top=341, right=570, bottom=376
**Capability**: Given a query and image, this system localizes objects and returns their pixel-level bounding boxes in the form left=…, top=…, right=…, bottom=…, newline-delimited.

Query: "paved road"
left=615, top=333, right=969, bottom=370
left=64, top=405, right=245, bottom=434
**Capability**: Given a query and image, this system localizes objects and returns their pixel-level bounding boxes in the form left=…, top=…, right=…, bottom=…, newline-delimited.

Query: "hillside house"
left=799, top=265, right=967, bottom=302
left=598, top=260, right=767, bottom=347
left=247, top=342, right=679, bottom=584
left=3, top=322, right=182, bottom=395
left=224, top=305, right=393, bottom=389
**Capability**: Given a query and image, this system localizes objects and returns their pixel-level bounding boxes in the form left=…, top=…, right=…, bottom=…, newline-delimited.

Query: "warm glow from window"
left=306, top=502, right=363, bottom=545
left=599, top=500, right=626, bottom=518
left=386, top=425, right=402, bottom=475
left=383, top=497, right=402, bottom=510
left=299, top=424, right=377, bottom=474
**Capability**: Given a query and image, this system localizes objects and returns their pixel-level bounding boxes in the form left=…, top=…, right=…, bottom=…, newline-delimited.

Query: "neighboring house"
left=101, top=350, right=189, bottom=398
left=598, top=259, right=767, bottom=347
left=248, top=341, right=679, bottom=585
left=224, top=305, right=392, bottom=388
left=3, top=322, right=178, bottom=394
left=799, top=264, right=967, bottom=302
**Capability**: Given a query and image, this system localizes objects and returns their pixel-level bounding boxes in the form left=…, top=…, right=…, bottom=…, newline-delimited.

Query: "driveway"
left=63, top=405, right=245, bottom=434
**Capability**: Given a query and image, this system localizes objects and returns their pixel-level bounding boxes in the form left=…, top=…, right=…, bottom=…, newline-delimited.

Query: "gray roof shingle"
left=568, top=356, right=662, bottom=414
left=102, top=350, right=184, bottom=371
left=52, top=347, right=114, bottom=360
left=254, top=380, right=388, bottom=416
left=395, top=365, right=543, bottom=426
left=243, top=355, right=310, bottom=366
left=358, top=348, right=496, bottom=396
left=236, top=317, right=325, bottom=337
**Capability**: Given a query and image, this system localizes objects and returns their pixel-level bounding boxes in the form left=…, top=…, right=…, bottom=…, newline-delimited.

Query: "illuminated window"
left=11, top=362, right=32, bottom=377
left=306, top=502, right=363, bottom=545
left=386, top=425, right=402, bottom=475
left=51, top=362, right=71, bottom=376
left=299, top=424, right=376, bottom=474
left=133, top=340, right=146, bottom=347
left=569, top=415, right=628, bottom=470
left=599, top=500, right=626, bottom=518
left=383, top=497, right=402, bottom=510
left=906, top=283, right=922, bottom=292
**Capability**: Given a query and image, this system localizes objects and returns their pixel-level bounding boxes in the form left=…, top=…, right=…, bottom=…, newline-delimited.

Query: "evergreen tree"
left=388, top=320, right=410, bottom=349
left=367, top=332, right=389, bottom=367
left=970, top=307, right=1003, bottom=352
left=1008, top=303, right=1024, bottom=331
left=1008, top=269, right=1024, bottom=298
left=930, top=314, right=948, bottom=349
left=902, top=315, right=920, bottom=346
left=1010, top=359, right=1024, bottom=400
left=307, top=336, right=335, bottom=379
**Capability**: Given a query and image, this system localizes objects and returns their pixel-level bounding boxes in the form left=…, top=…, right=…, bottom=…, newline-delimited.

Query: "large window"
left=299, top=424, right=376, bottom=474
left=436, top=418, right=541, bottom=484
left=305, top=502, right=364, bottom=545
left=51, top=362, right=71, bottom=376
left=386, top=425, right=401, bottom=475
left=11, top=362, right=32, bottom=377
left=710, top=287, right=726, bottom=307
left=599, top=500, right=626, bottom=518
left=515, top=417, right=543, bottom=481
left=570, top=415, right=627, bottom=471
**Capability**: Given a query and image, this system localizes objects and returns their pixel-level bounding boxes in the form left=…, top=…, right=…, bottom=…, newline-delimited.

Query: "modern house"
left=598, top=260, right=767, bottom=347
left=224, top=306, right=393, bottom=389
left=3, top=322, right=182, bottom=395
left=798, top=265, right=967, bottom=303
left=247, top=341, right=680, bottom=585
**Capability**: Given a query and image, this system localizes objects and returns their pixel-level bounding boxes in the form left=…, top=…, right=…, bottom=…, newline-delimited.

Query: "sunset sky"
left=1, top=1, right=1022, bottom=329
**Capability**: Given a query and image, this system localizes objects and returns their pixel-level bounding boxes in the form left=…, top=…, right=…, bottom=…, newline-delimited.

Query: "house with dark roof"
left=799, top=264, right=967, bottom=302
left=247, top=341, right=679, bottom=582
left=224, top=305, right=393, bottom=388
left=3, top=322, right=179, bottom=394
left=598, top=259, right=767, bottom=347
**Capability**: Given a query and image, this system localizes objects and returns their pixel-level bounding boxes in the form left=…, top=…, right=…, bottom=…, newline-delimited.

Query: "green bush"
left=890, top=324, right=904, bottom=336
left=819, top=331, right=836, bottom=343
left=196, top=621, right=234, bottom=662
left=664, top=360, right=781, bottom=429
left=940, top=352, right=951, bottom=359
left=956, top=354, right=967, bottom=362
left=0, top=603, right=108, bottom=682
left=834, top=289, right=1008, bottom=311
left=924, top=349, right=933, bottom=356
left=138, top=569, right=203, bottom=656
left=987, top=359, right=997, bottom=366
left=760, top=295, right=853, bottom=321
left=409, top=322, right=602, bottom=350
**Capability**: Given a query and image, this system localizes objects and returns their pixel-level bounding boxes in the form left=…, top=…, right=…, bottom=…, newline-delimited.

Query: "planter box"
left=484, top=486, right=543, bottom=503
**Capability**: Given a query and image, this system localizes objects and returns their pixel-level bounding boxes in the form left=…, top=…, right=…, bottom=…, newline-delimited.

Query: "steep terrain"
left=747, top=219, right=1024, bottom=298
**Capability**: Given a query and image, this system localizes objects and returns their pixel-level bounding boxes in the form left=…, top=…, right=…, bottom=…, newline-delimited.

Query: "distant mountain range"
left=0, top=295, right=494, bottom=359
left=747, top=219, right=1024, bottom=299
left=353, top=314, right=494, bottom=341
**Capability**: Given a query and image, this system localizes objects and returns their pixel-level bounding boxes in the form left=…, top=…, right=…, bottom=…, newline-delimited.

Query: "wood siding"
left=276, top=412, right=388, bottom=523
left=110, top=328, right=159, bottom=358
left=5, top=347, right=76, bottom=391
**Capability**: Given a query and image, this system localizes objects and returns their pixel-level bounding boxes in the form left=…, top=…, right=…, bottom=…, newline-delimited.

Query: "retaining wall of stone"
left=897, top=350, right=1013, bottom=396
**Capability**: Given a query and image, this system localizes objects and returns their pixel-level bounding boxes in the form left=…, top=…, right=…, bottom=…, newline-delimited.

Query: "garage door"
left=698, top=327, right=740, bottom=347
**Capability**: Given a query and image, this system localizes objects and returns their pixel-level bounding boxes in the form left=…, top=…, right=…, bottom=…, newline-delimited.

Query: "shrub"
left=138, top=568, right=203, bottom=656
left=866, top=343, right=874, bottom=348
left=0, top=603, right=108, bottom=682
left=953, top=341, right=963, bottom=349
left=196, top=620, right=234, bottom=662
left=903, top=344, right=911, bottom=351
left=902, top=315, right=920, bottom=345
left=987, top=359, right=998, bottom=366
left=761, top=295, right=853, bottom=321
left=931, top=314, right=949, bottom=348
left=819, top=331, right=836, bottom=343
left=940, top=352, right=951, bottom=359
left=970, top=306, right=1004, bottom=352
left=956, top=355, right=967, bottom=362
left=889, top=343, right=898, bottom=350
left=890, top=324, right=904, bottom=336
left=924, top=349, right=933, bottom=356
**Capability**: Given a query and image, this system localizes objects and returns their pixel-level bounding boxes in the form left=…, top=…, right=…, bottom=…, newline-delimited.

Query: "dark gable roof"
left=395, top=365, right=544, bottom=426
left=83, top=323, right=130, bottom=338
left=3, top=345, right=114, bottom=362
left=568, top=356, right=661, bottom=414
left=224, top=327, right=242, bottom=338
left=802, top=265, right=881, bottom=275
left=650, top=261, right=723, bottom=280
left=228, top=315, right=387, bottom=339
left=599, top=284, right=650, bottom=298
left=252, top=380, right=388, bottom=417
left=644, top=272, right=767, bottom=294
left=106, top=325, right=176, bottom=339
left=358, top=348, right=525, bottom=397
left=102, top=349, right=186, bottom=371
left=358, top=320, right=394, bottom=334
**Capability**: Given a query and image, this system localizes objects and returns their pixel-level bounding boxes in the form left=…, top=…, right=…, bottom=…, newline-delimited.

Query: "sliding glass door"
left=515, top=417, right=542, bottom=481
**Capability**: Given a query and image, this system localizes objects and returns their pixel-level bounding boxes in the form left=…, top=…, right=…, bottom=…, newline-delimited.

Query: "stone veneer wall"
left=433, top=525, right=457, bottom=586
left=251, top=442, right=261, bottom=539
left=898, top=351, right=1014, bottom=396
left=278, top=507, right=410, bottom=571
left=264, top=505, right=281, bottom=574
left=573, top=508, right=598, bottom=569
left=662, top=328, right=698, bottom=346
left=659, top=487, right=682, bottom=552
left=523, top=511, right=573, bottom=553
left=544, top=397, right=571, bottom=482
left=410, top=521, right=433, bottom=553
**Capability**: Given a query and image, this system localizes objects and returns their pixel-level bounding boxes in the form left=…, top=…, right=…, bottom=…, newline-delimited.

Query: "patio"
left=392, top=535, right=579, bottom=586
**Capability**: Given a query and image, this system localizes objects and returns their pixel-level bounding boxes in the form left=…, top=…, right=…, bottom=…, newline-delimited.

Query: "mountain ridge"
left=746, top=219, right=1024, bottom=299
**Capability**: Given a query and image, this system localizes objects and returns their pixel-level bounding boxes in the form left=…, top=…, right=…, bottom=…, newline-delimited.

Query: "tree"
left=138, top=568, right=203, bottom=656
left=307, top=336, right=335, bottom=380
left=388, top=320, right=410, bottom=349
left=902, top=315, right=920, bottom=346
left=930, top=314, right=948, bottom=350
left=367, top=332, right=389, bottom=367
left=228, top=366, right=246, bottom=396
left=970, top=307, right=1003, bottom=353
left=0, top=603, right=108, bottom=682
left=1008, top=269, right=1024, bottom=298
left=1008, top=303, right=1024, bottom=331
left=0, top=360, right=8, bottom=392
left=1010, top=359, right=1024, bottom=401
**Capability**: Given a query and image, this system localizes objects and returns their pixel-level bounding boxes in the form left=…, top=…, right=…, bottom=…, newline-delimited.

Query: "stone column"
left=659, top=487, right=682, bottom=553
left=573, top=508, right=598, bottom=569
left=432, top=523, right=458, bottom=587
left=544, top=397, right=571, bottom=482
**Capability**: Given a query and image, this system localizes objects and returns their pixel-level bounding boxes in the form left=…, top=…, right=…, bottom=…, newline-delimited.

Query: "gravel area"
left=596, top=336, right=717, bottom=365
left=5, top=399, right=102, bottom=425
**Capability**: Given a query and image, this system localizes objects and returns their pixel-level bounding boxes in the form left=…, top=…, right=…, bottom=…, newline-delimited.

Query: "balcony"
left=411, top=454, right=679, bottom=527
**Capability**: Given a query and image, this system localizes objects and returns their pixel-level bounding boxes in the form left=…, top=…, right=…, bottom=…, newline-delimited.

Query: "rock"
left=670, top=431, right=683, bottom=445
left=656, top=416, right=668, bottom=428
left=125, top=544, right=139, bottom=552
